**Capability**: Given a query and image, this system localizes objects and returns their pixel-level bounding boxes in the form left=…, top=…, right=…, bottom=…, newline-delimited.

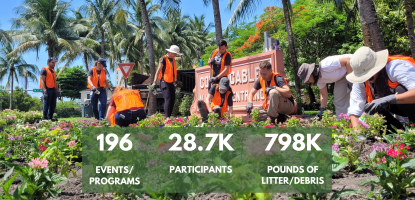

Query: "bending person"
left=298, top=54, right=353, bottom=119
left=106, top=86, right=146, bottom=127
left=197, top=77, right=234, bottom=122
left=87, top=58, right=110, bottom=120
left=246, top=61, right=297, bottom=124
left=153, top=45, right=182, bottom=118
left=347, top=46, right=415, bottom=132
left=208, top=39, right=232, bottom=90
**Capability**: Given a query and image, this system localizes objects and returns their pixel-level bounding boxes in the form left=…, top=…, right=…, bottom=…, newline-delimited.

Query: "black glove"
left=57, top=92, right=61, bottom=101
left=43, top=91, right=48, bottom=99
left=97, top=86, right=104, bottom=91
left=91, top=86, right=97, bottom=92
left=246, top=103, right=253, bottom=114
left=317, top=107, right=325, bottom=120
left=210, top=77, right=219, bottom=83
left=364, top=94, right=397, bottom=115
left=265, top=86, right=276, bottom=95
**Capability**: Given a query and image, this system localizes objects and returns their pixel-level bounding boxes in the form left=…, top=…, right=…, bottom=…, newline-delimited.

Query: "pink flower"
left=246, top=122, right=250, bottom=125
left=265, top=124, right=275, bottom=128
left=152, top=121, right=158, bottom=125
left=410, top=124, right=414, bottom=127
left=28, top=158, right=48, bottom=169
left=280, top=124, right=286, bottom=128
left=67, top=140, right=77, bottom=148
left=174, top=118, right=185, bottom=123
left=3, top=132, right=7, bottom=135
left=327, top=110, right=331, bottom=114
left=332, top=125, right=337, bottom=129
left=15, top=135, right=23, bottom=140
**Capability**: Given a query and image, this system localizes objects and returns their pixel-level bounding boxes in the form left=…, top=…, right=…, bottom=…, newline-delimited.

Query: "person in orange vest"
left=152, top=45, right=182, bottom=118
left=208, top=39, right=232, bottom=90
left=246, top=61, right=297, bottom=124
left=347, top=46, right=415, bottom=132
left=87, top=58, right=111, bottom=120
left=105, top=86, right=146, bottom=127
left=298, top=54, right=353, bottom=120
left=40, top=57, right=61, bottom=120
left=197, top=77, right=234, bottom=122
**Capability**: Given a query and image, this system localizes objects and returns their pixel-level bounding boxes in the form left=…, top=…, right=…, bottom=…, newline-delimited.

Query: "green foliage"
left=179, top=94, right=193, bottom=116
left=56, top=66, right=87, bottom=100
left=172, top=93, right=182, bottom=117
left=11, top=86, right=41, bottom=112
left=56, top=100, right=81, bottom=118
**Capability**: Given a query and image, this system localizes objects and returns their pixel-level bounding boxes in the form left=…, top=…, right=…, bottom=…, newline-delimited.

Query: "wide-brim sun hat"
left=166, top=45, right=183, bottom=55
left=346, top=46, right=389, bottom=83
left=298, top=63, right=315, bottom=84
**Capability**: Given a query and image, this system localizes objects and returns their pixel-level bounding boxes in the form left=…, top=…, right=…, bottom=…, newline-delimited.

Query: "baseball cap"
left=219, top=77, right=230, bottom=91
left=47, top=57, right=58, bottom=63
left=98, top=58, right=107, bottom=68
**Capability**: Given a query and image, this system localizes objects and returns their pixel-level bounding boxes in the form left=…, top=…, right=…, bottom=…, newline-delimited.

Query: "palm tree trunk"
left=100, top=27, right=105, bottom=58
left=9, top=69, right=13, bottom=109
left=139, top=36, right=144, bottom=74
left=83, top=53, right=89, bottom=71
left=282, top=0, right=301, bottom=95
left=47, top=39, right=54, bottom=58
left=139, top=0, right=157, bottom=115
left=212, top=0, right=223, bottom=44
left=25, top=76, right=28, bottom=95
left=357, top=0, right=385, bottom=51
left=404, top=0, right=415, bottom=58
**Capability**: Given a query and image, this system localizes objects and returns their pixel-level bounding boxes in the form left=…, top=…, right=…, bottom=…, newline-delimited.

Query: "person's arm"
left=388, top=60, right=415, bottom=104
left=348, top=83, right=367, bottom=127
left=274, top=85, right=292, bottom=98
left=319, top=85, right=328, bottom=108
left=229, top=106, right=233, bottom=116
left=216, top=65, right=230, bottom=79
left=55, top=76, right=60, bottom=92
left=395, top=89, right=415, bottom=104
left=87, top=76, right=94, bottom=88
left=154, top=61, right=163, bottom=84
left=106, top=106, right=115, bottom=124
left=248, top=88, right=258, bottom=103
left=41, top=75, right=47, bottom=92
left=338, top=57, right=352, bottom=74
left=105, top=80, right=110, bottom=89
left=206, top=93, right=213, bottom=112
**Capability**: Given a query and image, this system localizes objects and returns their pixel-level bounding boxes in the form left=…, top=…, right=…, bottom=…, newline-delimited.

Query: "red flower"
left=410, top=123, right=414, bottom=127
left=38, top=145, right=47, bottom=152
left=174, top=118, right=185, bottom=123
left=246, top=122, right=250, bottom=125
left=265, top=124, right=275, bottom=128
left=332, top=125, right=337, bottom=129
left=91, top=123, right=97, bottom=126
left=152, top=121, right=158, bottom=125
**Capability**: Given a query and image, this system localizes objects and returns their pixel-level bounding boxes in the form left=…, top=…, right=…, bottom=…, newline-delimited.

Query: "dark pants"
left=43, top=88, right=57, bottom=119
left=160, top=81, right=175, bottom=118
left=115, top=110, right=146, bottom=127
left=91, top=89, right=107, bottom=120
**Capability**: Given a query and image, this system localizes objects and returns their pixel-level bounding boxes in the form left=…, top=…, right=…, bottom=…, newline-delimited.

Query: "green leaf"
left=354, top=165, right=368, bottom=172
left=71, top=169, right=77, bottom=178
left=213, top=157, right=227, bottom=167
left=3, top=167, right=14, bottom=181
left=401, top=159, right=415, bottom=168
left=360, top=178, right=379, bottom=185
left=330, top=189, right=364, bottom=200
left=50, top=173, right=67, bottom=183
left=369, top=150, right=376, bottom=160
left=3, top=173, right=18, bottom=195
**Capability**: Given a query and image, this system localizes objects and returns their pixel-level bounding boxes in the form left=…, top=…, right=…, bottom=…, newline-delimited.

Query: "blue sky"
left=0, top=0, right=278, bottom=99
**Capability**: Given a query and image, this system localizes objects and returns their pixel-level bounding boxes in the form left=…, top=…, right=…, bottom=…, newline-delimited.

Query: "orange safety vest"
left=88, top=67, right=106, bottom=89
left=260, top=72, right=290, bottom=110
left=364, top=56, right=415, bottom=102
left=109, top=108, right=116, bottom=126
left=210, top=85, right=231, bottom=117
left=210, top=49, right=232, bottom=77
left=158, top=55, right=177, bottom=83
left=112, top=90, right=144, bottom=112
left=39, top=67, right=57, bottom=89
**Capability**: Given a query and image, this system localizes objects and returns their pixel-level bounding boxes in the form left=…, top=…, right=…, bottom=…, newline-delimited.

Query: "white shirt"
left=317, top=54, right=353, bottom=89
left=348, top=59, right=415, bottom=116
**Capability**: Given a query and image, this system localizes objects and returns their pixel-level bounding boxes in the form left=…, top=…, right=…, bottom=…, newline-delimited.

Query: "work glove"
left=97, top=86, right=104, bottom=91
left=151, top=82, right=156, bottom=88
left=57, top=92, right=62, bottom=101
left=210, top=77, right=219, bottom=84
left=174, top=82, right=177, bottom=88
left=246, top=103, right=253, bottom=114
left=43, top=91, right=48, bottom=99
left=109, top=87, right=114, bottom=93
left=364, top=94, right=397, bottom=115
left=91, top=86, right=97, bottom=92
left=317, top=107, right=326, bottom=120
left=265, top=86, right=276, bottom=95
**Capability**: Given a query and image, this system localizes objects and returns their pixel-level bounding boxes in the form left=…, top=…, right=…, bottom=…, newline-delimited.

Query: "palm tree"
left=136, top=0, right=179, bottom=115
left=0, top=22, right=12, bottom=45
left=82, top=0, right=127, bottom=58
left=0, top=43, right=38, bottom=109
left=190, top=14, right=215, bottom=62
left=158, top=9, right=206, bottom=68
left=203, top=0, right=223, bottom=45
left=357, top=0, right=385, bottom=51
left=21, top=69, right=39, bottom=94
left=57, top=10, right=100, bottom=75
left=10, top=0, right=76, bottom=58
left=402, top=0, right=415, bottom=58
left=225, top=0, right=302, bottom=94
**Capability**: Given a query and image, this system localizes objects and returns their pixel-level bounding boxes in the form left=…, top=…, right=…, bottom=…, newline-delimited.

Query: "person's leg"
left=114, top=110, right=131, bottom=127
left=161, top=81, right=173, bottom=117
left=212, top=105, right=222, bottom=119
left=197, top=100, right=209, bottom=122
left=268, top=90, right=294, bottom=116
left=90, top=91, right=99, bottom=120
left=48, top=90, right=57, bottom=119
left=98, top=90, right=107, bottom=120
left=43, top=89, right=51, bottom=119
left=169, top=83, right=176, bottom=117
left=136, top=110, right=147, bottom=121
left=333, top=76, right=350, bottom=116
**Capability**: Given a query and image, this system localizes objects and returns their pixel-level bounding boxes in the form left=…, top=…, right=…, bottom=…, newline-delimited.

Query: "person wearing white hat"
left=297, top=54, right=353, bottom=119
left=347, top=46, right=415, bottom=132
left=153, top=45, right=182, bottom=118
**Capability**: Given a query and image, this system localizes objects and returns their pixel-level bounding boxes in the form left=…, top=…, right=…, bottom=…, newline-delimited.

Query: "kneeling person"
left=198, top=77, right=234, bottom=122
left=105, top=86, right=146, bottom=127
left=247, top=61, right=296, bottom=124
